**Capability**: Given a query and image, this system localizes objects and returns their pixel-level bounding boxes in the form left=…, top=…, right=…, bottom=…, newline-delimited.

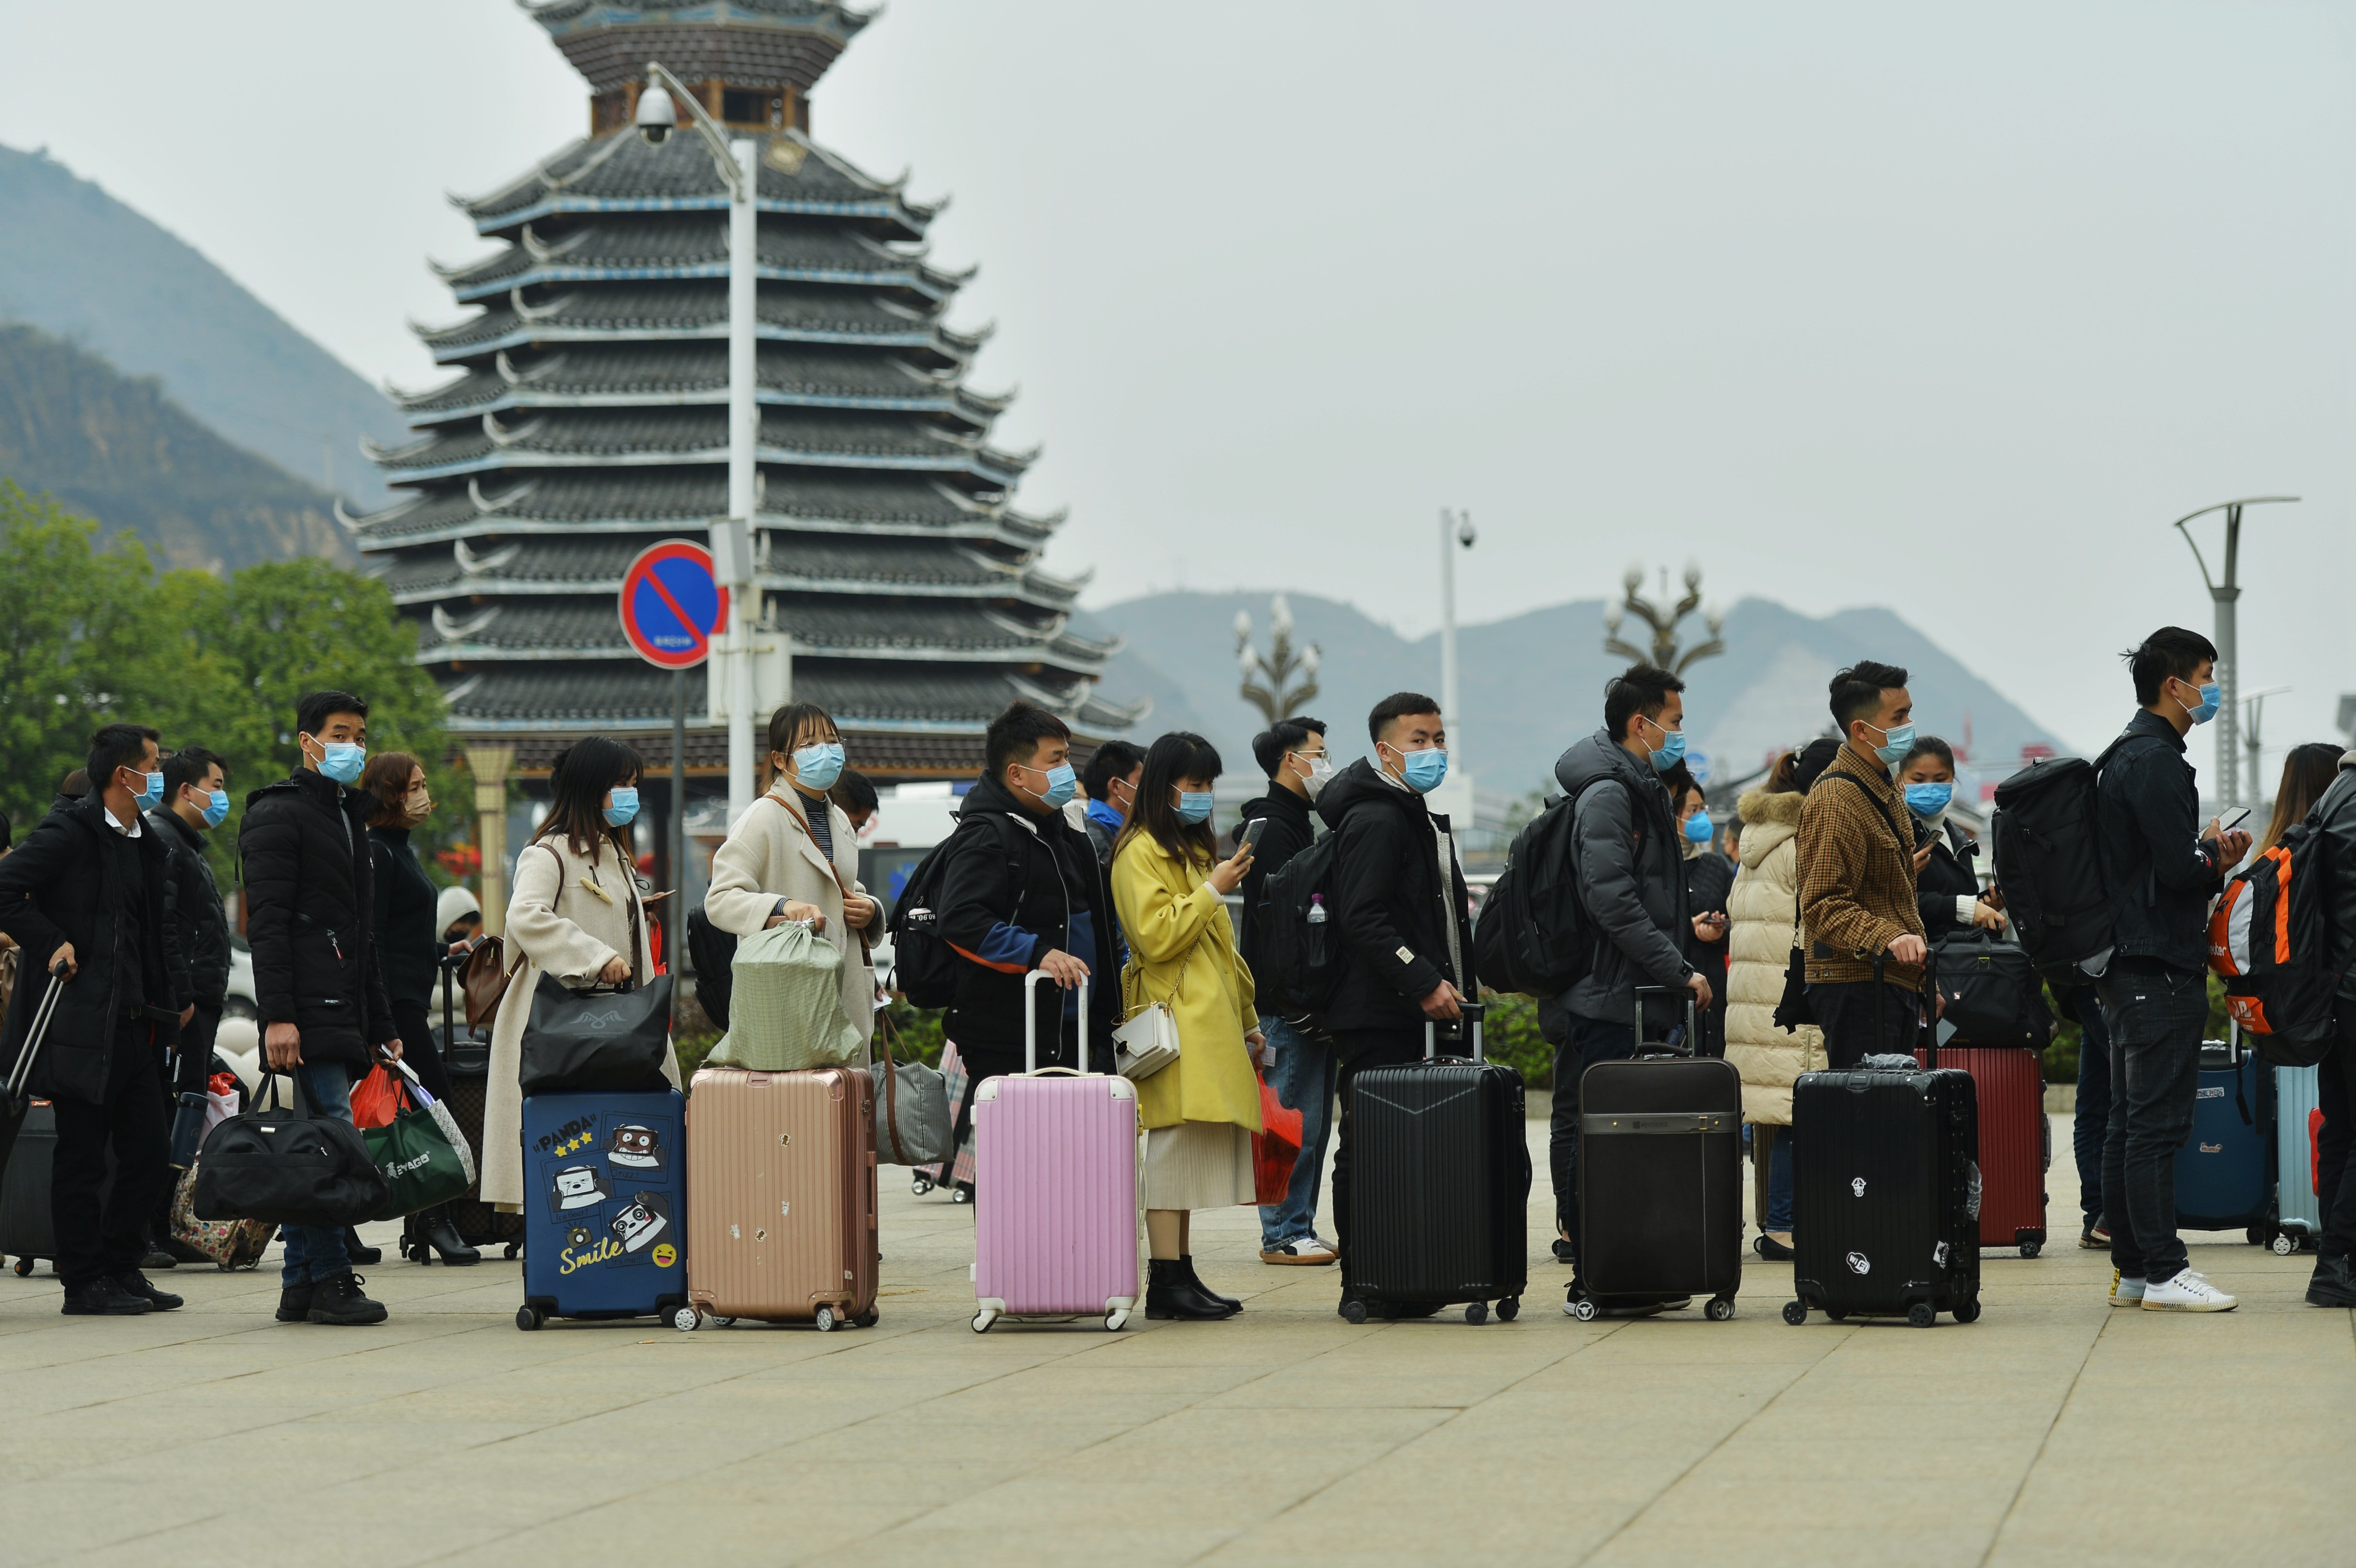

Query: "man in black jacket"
left=0, top=723, right=185, bottom=1316
left=240, top=691, right=402, bottom=1327
left=1319, top=692, right=1477, bottom=1312
left=149, top=746, right=232, bottom=1101
left=2094, top=628, right=2247, bottom=1314
left=935, top=703, right=1121, bottom=1152
left=1235, top=716, right=1336, bottom=1265
left=2301, top=750, right=2356, bottom=1307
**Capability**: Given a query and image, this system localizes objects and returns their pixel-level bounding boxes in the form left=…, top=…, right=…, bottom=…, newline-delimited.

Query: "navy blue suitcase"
left=516, top=1089, right=688, bottom=1330
left=2173, top=1039, right=2271, bottom=1241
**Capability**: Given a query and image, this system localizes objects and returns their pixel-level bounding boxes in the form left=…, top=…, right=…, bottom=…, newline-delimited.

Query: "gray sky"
left=2, top=0, right=2350, bottom=761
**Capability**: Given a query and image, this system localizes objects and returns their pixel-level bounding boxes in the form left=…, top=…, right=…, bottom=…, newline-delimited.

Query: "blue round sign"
left=618, top=541, right=728, bottom=670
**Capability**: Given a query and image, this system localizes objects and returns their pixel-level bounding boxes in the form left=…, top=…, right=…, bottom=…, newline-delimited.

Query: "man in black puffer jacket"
left=1317, top=692, right=1477, bottom=1310
left=148, top=746, right=233, bottom=1099
left=239, top=691, right=401, bottom=1328
left=0, top=724, right=184, bottom=1317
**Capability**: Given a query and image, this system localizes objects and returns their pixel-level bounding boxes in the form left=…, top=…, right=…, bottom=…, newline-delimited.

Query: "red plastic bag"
left=1252, top=1070, right=1304, bottom=1206
left=349, top=1063, right=408, bottom=1131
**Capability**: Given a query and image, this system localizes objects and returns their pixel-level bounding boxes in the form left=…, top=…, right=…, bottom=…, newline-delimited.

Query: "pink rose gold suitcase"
left=679, top=1066, right=878, bottom=1332
left=971, top=972, right=1139, bottom=1332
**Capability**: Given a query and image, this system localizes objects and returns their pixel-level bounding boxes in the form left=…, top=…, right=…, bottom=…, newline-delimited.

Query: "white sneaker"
left=2108, top=1270, right=2145, bottom=1307
left=2140, top=1269, right=2238, bottom=1313
left=1260, top=1235, right=1337, bottom=1266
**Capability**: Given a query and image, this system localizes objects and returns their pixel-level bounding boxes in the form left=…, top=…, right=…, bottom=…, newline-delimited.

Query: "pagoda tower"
left=349, top=0, right=1136, bottom=790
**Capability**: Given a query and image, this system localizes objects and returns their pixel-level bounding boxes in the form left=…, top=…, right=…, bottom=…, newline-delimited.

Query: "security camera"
left=634, top=83, right=677, bottom=145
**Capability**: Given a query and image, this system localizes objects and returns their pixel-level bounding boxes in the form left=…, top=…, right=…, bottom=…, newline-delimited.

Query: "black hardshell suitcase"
left=403, top=956, right=524, bottom=1262
left=1786, top=1052, right=1981, bottom=1328
left=1342, top=1003, right=1530, bottom=1324
left=1571, top=987, right=1744, bottom=1321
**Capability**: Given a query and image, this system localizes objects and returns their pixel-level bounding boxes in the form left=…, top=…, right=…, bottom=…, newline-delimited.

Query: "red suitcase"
left=1917, top=1045, right=2046, bottom=1257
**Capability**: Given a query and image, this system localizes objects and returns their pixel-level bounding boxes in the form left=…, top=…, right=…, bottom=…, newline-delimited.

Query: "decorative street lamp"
left=1604, top=562, right=1724, bottom=675
left=2171, top=496, right=2298, bottom=809
left=1235, top=597, right=1320, bottom=725
left=636, top=64, right=764, bottom=823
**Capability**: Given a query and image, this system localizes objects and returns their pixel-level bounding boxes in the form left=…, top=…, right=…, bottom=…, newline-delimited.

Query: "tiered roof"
left=353, top=2, right=1136, bottom=774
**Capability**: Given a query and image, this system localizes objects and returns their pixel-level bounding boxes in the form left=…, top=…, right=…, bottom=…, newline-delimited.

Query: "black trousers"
left=54, top=1026, right=170, bottom=1288
left=1328, top=1026, right=1427, bottom=1273
left=390, top=998, right=452, bottom=1104
left=2314, top=1012, right=2356, bottom=1259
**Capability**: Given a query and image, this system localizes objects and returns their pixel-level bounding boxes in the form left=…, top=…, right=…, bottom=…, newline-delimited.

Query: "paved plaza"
left=2, top=1111, right=2350, bottom=1568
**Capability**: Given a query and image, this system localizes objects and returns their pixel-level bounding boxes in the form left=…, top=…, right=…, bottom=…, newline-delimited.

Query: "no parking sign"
left=618, top=541, right=728, bottom=669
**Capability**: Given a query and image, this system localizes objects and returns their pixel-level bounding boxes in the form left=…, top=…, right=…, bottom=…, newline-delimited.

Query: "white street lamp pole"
left=1438, top=508, right=1476, bottom=765
left=2171, top=496, right=2297, bottom=810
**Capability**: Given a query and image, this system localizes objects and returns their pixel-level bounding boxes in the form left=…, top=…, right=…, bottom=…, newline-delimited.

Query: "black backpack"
left=1929, top=930, right=2053, bottom=1049
left=884, top=813, right=1028, bottom=1010
left=1252, top=831, right=1345, bottom=1021
left=1990, top=734, right=2143, bottom=978
left=686, top=905, right=738, bottom=1029
left=1473, top=784, right=1596, bottom=998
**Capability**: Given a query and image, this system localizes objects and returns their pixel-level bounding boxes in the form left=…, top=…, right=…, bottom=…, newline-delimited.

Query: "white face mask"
left=1295, top=752, right=1333, bottom=800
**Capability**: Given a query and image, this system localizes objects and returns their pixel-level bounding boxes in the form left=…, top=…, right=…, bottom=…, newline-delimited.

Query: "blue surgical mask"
left=1682, top=810, right=1714, bottom=844
left=1864, top=720, right=1915, bottom=767
left=792, top=741, right=845, bottom=791
left=603, top=787, right=640, bottom=828
left=2179, top=680, right=2221, bottom=726
left=131, top=770, right=164, bottom=811
left=1032, top=763, right=1078, bottom=810
left=1904, top=782, right=1953, bottom=819
left=315, top=741, right=366, bottom=785
left=1174, top=790, right=1215, bottom=824
left=1392, top=746, right=1449, bottom=795
left=1642, top=717, right=1688, bottom=773
left=200, top=788, right=230, bottom=829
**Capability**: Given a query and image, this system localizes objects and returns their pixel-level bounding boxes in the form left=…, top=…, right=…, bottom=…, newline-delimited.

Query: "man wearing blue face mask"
left=2091, top=627, right=2248, bottom=1314
left=148, top=745, right=233, bottom=1249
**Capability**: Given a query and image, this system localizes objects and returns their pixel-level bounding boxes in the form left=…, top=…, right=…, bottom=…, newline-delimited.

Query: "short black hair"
left=1829, top=661, right=1909, bottom=734
left=162, top=745, right=227, bottom=804
left=1367, top=692, right=1440, bottom=745
left=828, top=767, right=879, bottom=819
left=87, top=723, right=161, bottom=792
left=1792, top=737, right=1842, bottom=793
left=1604, top=664, right=1685, bottom=741
left=1899, top=736, right=1955, bottom=774
left=985, top=701, right=1071, bottom=778
left=296, top=689, right=368, bottom=740
left=2124, top=626, right=2218, bottom=708
left=1251, top=717, right=1326, bottom=779
left=1081, top=739, right=1146, bottom=802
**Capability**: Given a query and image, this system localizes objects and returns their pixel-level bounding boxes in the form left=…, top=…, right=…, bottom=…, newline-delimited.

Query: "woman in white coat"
left=481, top=738, right=682, bottom=1211
left=703, top=702, right=879, bottom=1062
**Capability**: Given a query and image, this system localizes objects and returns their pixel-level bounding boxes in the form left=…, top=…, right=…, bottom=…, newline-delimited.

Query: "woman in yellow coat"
left=1110, top=731, right=1264, bottom=1321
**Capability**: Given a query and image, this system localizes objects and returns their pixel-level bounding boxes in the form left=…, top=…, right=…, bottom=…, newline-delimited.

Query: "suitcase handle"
left=5, top=962, right=71, bottom=1109
left=1022, top=968, right=1090, bottom=1075
left=1632, top=984, right=1697, bottom=1056
left=1423, top=1000, right=1485, bottom=1062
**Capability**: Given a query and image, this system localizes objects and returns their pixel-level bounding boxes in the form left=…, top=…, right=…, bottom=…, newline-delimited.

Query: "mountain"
left=0, top=324, right=350, bottom=572
left=1079, top=590, right=2062, bottom=803
left=0, top=142, right=408, bottom=506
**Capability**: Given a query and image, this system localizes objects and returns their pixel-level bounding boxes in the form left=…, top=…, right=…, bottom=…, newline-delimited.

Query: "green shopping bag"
left=362, top=1063, right=476, bottom=1222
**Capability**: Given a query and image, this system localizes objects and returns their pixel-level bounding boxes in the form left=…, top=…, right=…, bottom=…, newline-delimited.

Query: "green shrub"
left=1483, top=992, right=1552, bottom=1089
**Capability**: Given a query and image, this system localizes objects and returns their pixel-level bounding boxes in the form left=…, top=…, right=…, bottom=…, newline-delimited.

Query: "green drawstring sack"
left=707, top=919, right=862, bottom=1072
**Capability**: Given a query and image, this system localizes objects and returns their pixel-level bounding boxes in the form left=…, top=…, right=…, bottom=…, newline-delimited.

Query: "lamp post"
left=635, top=66, right=761, bottom=824
left=2242, top=685, right=2292, bottom=814
left=1439, top=508, right=1476, bottom=764
left=2171, top=496, right=2298, bottom=809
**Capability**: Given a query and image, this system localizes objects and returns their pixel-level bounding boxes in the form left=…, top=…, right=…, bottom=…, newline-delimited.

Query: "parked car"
left=224, top=932, right=256, bottom=1021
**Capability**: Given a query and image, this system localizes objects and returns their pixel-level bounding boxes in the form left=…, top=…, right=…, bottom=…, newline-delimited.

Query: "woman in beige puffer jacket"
left=1725, top=760, right=1824, bottom=1251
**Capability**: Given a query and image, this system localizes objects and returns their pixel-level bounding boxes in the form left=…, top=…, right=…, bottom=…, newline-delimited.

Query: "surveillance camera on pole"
left=633, top=83, right=676, bottom=144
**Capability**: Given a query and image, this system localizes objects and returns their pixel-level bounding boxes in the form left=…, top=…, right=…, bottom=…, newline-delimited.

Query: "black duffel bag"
left=517, top=973, right=673, bottom=1097
left=190, top=1074, right=390, bottom=1228
left=1931, top=929, right=2053, bottom=1049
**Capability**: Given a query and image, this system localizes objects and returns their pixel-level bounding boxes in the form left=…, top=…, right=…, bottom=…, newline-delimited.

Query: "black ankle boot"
left=1180, top=1254, right=1240, bottom=1312
left=424, top=1207, right=480, bottom=1266
left=1146, top=1258, right=1235, bottom=1320
left=343, top=1227, right=382, bottom=1266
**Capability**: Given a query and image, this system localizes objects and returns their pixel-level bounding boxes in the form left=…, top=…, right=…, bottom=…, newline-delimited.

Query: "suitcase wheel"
left=712, top=1316, right=737, bottom=1328
left=1567, top=1296, right=1599, bottom=1323
left=1705, top=1296, right=1736, bottom=1322
left=1496, top=1296, right=1519, bottom=1322
left=515, top=1306, right=543, bottom=1332
left=504, top=1242, right=521, bottom=1260
left=1907, top=1303, right=1936, bottom=1328
left=854, top=1309, right=878, bottom=1329
left=910, top=1175, right=934, bottom=1197
left=814, top=1306, right=838, bottom=1332
left=1340, top=1298, right=1370, bottom=1326
left=2272, top=1234, right=2298, bottom=1257
left=950, top=1185, right=973, bottom=1205
left=1104, top=1307, right=1129, bottom=1332
left=672, top=1307, right=701, bottom=1333
left=971, top=1308, right=998, bottom=1333
left=1781, top=1300, right=1807, bottom=1326
left=2018, top=1240, right=2041, bottom=1260
left=1953, top=1296, right=1982, bottom=1324
left=11, top=1258, right=30, bottom=1278
left=1464, top=1301, right=1489, bottom=1325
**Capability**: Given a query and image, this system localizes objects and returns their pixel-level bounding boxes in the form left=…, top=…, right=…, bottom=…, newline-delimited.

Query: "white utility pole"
left=2172, top=496, right=2297, bottom=810
left=1438, top=508, right=1476, bottom=760
left=723, top=135, right=760, bottom=824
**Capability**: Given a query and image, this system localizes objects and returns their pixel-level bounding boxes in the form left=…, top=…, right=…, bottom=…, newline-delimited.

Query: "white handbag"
left=1112, top=999, right=1181, bottom=1081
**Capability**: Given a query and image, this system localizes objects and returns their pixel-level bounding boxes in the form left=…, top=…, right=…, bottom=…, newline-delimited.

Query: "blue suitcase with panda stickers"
left=516, top=1089, right=688, bottom=1330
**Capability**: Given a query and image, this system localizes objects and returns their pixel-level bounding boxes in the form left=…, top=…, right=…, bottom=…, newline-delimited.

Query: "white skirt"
left=1143, top=1120, right=1255, bottom=1211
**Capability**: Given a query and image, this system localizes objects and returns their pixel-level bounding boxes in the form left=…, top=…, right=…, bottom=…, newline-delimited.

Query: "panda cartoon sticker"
left=606, top=1122, right=665, bottom=1171
left=610, top=1191, right=673, bottom=1255
left=552, top=1165, right=611, bottom=1210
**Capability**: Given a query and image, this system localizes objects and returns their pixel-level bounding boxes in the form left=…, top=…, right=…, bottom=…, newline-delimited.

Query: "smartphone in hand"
left=1239, top=817, right=1267, bottom=852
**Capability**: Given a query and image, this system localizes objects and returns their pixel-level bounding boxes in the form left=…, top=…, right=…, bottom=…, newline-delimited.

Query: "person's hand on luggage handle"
left=47, top=942, right=75, bottom=981
left=1419, top=979, right=1462, bottom=1021
left=264, top=1021, right=302, bottom=1069
left=1888, top=933, right=1928, bottom=966
left=597, top=955, right=630, bottom=985
left=1685, top=969, right=1714, bottom=1012
left=1037, top=948, right=1091, bottom=990
left=1970, top=900, right=2007, bottom=934
left=1205, top=841, right=1253, bottom=896
left=842, top=893, right=877, bottom=930
left=765, top=899, right=827, bottom=932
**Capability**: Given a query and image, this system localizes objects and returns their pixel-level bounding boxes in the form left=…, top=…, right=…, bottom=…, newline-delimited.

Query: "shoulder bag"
left=516, top=851, right=672, bottom=1096
left=189, top=1073, right=391, bottom=1229
left=869, top=1011, right=954, bottom=1165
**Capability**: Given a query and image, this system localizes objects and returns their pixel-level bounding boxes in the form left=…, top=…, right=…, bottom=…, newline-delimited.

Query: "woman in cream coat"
left=1724, top=747, right=1826, bottom=1257
left=702, top=702, right=878, bottom=1062
left=1110, top=731, right=1263, bottom=1323
left=482, top=738, right=681, bottom=1211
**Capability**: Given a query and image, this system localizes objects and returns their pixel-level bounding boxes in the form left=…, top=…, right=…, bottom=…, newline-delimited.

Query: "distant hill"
left=0, top=324, right=351, bottom=572
left=1079, top=591, right=2062, bottom=802
left=0, top=142, right=408, bottom=506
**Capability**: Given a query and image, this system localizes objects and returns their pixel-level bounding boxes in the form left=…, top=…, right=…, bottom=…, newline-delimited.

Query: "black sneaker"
left=276, top=1283, right=316, bottom=1323
left=140, top=1247, right=179, bottom=1270
left=61, top=1278, right=153, bottom=1316
left=110, top=1272, right=183, bottom=1311
left=306, top=1271, right=388, bottom=1326
left=1552, top=1237, right=1578, bottom=1265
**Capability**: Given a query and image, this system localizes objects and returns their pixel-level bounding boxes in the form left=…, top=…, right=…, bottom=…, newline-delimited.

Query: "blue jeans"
left=281, top=1060, right=356, bottom=1289
left=2097, top=962, right=2207, bottom=1286
left=1762, top=1125, right=1793, bottom=1232
left=1257, top=1015, right=1336, bottom=1248
left=2068, top=986, right=2112, bottom=1228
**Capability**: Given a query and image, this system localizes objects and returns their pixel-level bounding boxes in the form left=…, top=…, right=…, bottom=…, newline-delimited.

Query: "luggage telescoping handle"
left=1423, top=1000, right=1485, bottom=1062
left=1022, top=966, right=1090, bottom=1075
left=5, top=959, right=73, bottom=1107
left=1633, top=983, right=1698, bottom=1056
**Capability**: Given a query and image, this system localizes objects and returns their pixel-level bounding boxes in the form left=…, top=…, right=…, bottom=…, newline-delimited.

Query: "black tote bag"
left=190, top=1074, right=391, bottom=1229
left=517, top=972, right=674, bottom=1096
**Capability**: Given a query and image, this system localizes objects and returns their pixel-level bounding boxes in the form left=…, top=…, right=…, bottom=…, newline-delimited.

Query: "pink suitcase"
left=971, top=972, right=1139, bottom=1332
